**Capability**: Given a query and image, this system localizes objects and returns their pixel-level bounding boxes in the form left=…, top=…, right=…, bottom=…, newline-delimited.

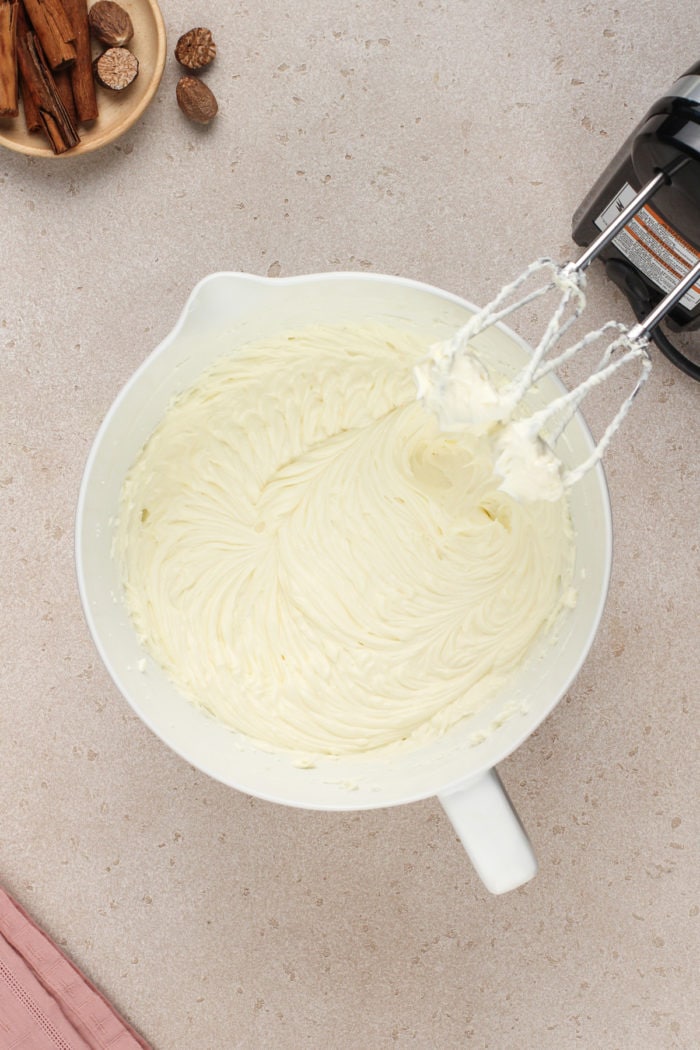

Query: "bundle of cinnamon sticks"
left=0, top=0, right=98, bottom=152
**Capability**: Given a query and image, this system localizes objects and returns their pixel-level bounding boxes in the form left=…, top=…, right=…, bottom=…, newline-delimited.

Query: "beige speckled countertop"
left=1, top=1, right=698, bottom=1047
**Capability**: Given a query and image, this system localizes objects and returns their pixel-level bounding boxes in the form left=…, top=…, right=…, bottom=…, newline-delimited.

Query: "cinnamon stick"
left=0, top=0, right=19, bottom=117
left=22, top=0, right=75, bottom=70
left=60, top=0, right=96, bottom=122
left=15, top=19, right=78, bottom=151
left=16, top=1, right=40, bottom=129
left=19, top=67, right=41, bottom=127
left=53, top=62, right=75, bottom=124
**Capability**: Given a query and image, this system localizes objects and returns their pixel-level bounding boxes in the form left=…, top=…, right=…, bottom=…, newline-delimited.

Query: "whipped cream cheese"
left=116, top=323, right=575, bottom=757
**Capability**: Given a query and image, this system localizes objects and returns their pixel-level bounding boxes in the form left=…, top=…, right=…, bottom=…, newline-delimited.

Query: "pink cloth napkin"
left=0, top=886, right=150, bottom=1049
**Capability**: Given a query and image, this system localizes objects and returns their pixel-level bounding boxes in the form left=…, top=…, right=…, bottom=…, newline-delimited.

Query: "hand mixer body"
left=572, top=61, right=700, bottom=344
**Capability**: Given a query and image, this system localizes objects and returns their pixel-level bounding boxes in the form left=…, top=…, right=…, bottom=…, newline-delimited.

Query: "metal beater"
left=417, top=161, right=700, bottom=501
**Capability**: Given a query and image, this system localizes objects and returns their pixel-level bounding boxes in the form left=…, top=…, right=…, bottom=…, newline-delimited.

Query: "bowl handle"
left=438, top=769, right=537, bottom=894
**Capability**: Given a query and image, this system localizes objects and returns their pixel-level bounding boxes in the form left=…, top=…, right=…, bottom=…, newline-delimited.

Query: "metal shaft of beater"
left=568, top=156, right=689, bottom=275
left=628, top=257, right=700, bottom=342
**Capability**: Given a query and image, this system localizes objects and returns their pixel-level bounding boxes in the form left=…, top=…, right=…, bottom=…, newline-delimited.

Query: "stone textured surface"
left=1, top=1, right=698, bottom=1047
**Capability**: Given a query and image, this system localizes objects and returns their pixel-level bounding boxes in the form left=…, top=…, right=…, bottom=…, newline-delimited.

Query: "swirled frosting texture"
left=116, top=324, right=575, bottom=756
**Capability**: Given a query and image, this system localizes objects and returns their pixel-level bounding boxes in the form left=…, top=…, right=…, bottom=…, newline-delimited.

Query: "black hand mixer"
left=573, top=59, right=700, bottom=380
left=417, top=61, right=700, bottom=499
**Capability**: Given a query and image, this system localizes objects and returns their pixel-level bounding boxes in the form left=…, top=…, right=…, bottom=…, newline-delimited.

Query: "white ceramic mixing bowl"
left=76, top=272, right=612, bottom=894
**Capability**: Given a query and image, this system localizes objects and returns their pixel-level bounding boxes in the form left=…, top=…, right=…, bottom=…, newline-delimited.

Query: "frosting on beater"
left=413, top=339, right=508, bottom=434
left=414, top=343, right=568, bottom=502
left=413, top=260, right=651, bottom=503
left=116, top=323, right=575, bottom=757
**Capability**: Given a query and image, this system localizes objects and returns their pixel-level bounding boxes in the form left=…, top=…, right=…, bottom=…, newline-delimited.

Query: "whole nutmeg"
left=176, top=76, right=218, bottom=124
left=175, top=27, right=216, bottom=70
left=88, top=1, right=134, bottom=47
left=94, top=47, right=139, bottom=90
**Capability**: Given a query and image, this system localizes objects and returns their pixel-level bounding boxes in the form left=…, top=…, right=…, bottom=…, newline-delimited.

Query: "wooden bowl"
left=0, top=0, right=166, bottom=158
